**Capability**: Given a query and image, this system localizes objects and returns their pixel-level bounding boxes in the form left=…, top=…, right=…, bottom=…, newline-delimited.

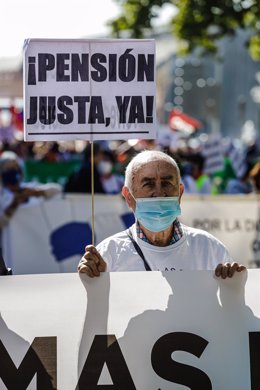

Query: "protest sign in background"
left=23, top=39, right=156, bottom=141
left=0, top=270, right=260, bottom=389
left=2, top=194, right=260, bottom=275
left=180, top=194, right=260, bottom=269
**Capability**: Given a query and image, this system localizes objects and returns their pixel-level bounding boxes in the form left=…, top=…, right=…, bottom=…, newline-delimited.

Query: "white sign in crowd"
left=3, top=194, right=260, bottom=275
left=0, top=270, right=260, bottom=389
left=23, top=39, right=156, bottom=141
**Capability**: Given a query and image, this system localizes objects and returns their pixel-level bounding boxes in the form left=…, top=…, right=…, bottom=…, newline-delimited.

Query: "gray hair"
left=124, top=150, right=180, bottom=192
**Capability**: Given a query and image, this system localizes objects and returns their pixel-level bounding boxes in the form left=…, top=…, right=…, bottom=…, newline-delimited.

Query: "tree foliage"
left=108, top=0, right=260, bottom=60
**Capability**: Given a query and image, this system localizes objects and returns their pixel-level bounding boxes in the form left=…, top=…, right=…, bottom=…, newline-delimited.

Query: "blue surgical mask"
left=134, top=196, right=181, bottom=232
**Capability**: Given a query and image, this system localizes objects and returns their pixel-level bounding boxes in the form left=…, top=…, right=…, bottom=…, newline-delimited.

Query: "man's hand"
left=20, top=188, right=45, bottom=198
left=4, top=192, right=31, bottom=217
left=77, top=245, right=107, bottom=277
left=215, top=262, right=246, bottom=279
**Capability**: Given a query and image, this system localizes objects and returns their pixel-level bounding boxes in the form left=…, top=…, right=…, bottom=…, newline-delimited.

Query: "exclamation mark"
left=28, top=56, right=36, bottom=85
left=146, top=96, right=154, bottom=123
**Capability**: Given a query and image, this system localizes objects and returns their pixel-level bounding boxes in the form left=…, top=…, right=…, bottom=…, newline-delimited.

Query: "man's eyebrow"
left=140, top=176, right=155, bottom=184
left=140, top=175, right=175, bottom=183
left=161, top=175, right=175, bottom=180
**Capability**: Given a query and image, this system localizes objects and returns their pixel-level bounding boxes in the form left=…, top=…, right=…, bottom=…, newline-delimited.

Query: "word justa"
left=26, top=95, right=154, bottom=126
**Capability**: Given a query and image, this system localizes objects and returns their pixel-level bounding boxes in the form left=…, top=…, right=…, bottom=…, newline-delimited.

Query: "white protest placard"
left=201, top=133, right=224, bottom=174
left=0, top=270, right=260, bottom=389
left=23, top=39, right=156, bottom=141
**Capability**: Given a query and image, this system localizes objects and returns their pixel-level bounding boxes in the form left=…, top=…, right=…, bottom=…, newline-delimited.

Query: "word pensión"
left=27, top=50, right=155, bottom=84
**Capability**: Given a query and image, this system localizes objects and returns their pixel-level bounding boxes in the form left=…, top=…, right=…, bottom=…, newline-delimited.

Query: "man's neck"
left=139, top=223, right=174, bottom=247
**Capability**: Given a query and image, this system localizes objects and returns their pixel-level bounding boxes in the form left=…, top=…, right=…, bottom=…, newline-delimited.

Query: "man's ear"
left=179, top=183, right=184, bottom=203
left=122, top=186, right=135, bottom=209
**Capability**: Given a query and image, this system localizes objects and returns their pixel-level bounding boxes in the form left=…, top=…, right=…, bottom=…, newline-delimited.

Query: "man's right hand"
left=77, top=245, right=107, bottom=277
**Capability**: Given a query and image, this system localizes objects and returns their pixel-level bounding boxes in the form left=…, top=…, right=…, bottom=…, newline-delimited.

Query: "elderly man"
left=78, top=150, right=245, bottom=279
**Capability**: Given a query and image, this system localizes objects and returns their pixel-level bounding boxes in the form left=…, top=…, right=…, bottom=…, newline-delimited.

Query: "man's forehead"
left=134, top=160, right=178, bottom=178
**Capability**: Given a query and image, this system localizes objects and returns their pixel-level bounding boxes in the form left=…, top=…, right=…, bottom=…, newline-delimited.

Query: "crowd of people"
left=1, top=131, right=260, bottom=199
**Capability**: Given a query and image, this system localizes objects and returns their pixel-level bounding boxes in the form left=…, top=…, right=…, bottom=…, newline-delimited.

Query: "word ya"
left=26, top=95, right=154, bottom=125
left=27, top=50, right=154, bottom=84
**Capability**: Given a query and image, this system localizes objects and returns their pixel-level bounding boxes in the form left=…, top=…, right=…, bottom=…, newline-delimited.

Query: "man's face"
left=132, top=160, right=180, bottom=198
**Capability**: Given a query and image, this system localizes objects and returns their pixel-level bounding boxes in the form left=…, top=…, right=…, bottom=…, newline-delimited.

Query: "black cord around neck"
left=126, top=229, right=152, bottom=271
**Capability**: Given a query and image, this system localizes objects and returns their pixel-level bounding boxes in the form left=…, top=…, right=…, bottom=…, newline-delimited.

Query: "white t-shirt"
left=97, top=223, right=232, bottom=272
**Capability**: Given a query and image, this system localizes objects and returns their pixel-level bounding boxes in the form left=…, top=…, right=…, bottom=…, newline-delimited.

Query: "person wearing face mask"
left=97, top=150, right=124, bottom=195
left=78, top=150, right=246, bottom=279
left=64, top=143, right=106, bottom=194
left=0, top=151, right=61, bottom=232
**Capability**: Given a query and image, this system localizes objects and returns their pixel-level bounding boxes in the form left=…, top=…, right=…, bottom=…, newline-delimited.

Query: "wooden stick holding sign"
left=91, top=142, right=95, bottom=245
left=23, top=38, right=156, bottom=246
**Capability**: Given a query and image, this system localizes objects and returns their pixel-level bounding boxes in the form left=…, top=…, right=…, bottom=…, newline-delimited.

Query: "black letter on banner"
left=151, top=332, right=212, bottom=389
left=119, top=49, right=135, bottom=82
left=137, top=54, right=154, bottom=81
left=57, top=96, right=73, bottom=124
left=39, top=97, right=56, bottom=125
left=72, top=54, right=89, bottom=81
left=74, top=96, right=90, bottom=124
left=128, top=96, right=145, bottom=123
left=91, top=53, right=107, bottom=82
left=76, top=335, right=136, bottom=389
left=28, top=56, right=36, bottom=85
left=146, top=96, right=154, bottom=123
left=27, top=97, right=37, bottom=124
left=38, top=54, right=55, bottom=81
left=116, top=96, right=131, bottom=123
left=88, top=96, right=105, bottom=124
left=0, top=337, right=57, bottom=389
left=109, top=54, right=117, bottom=81
left=249, top=332, right=260, bottom=389
left=56, top=53, right=70, bottom=81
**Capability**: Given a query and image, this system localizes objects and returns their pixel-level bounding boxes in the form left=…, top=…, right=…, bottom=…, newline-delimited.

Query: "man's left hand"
left=215, top=262, right=246, bottom=279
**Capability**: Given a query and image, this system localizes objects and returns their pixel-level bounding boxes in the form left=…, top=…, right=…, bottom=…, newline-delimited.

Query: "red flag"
left=168, top=109, right=202, bottom=135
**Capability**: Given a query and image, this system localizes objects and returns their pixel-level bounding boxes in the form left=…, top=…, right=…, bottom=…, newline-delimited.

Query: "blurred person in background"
left=180, top=161, right=198, bottom=194
left=249, top=161, right=260, bottom=194
left=0, top=151, right=61, bottom=241
left=184, top=153, right=212, bottom=194
left=64, top=143, right=105, bottom=193
left=225, top=164, right=253, bottom=194
left=97, top=150, right=124, bottom=194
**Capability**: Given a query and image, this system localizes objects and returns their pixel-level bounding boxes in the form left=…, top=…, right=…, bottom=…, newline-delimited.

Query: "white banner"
left=3, top=194, right=134, bottom=274
left=3, top=194, right=260, bottom=275
left=0, top=270, right=260, bottom=389
left=23, top=39, right=156, bottom=141
left=180, top=194, right=260, bottom=269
